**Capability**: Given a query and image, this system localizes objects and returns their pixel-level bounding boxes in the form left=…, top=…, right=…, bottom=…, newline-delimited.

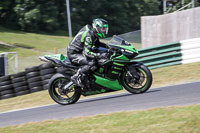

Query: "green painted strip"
left=148, top=61, right=181, bottom=70
left=136, top=46, right=181, bottom=58
left=138, top=42, right=181, bottom=54
left=135, top=52, right=182, bottom=63
left=144, top=56, right=182, bottom=66
left=129, top=41, right=183, bottom=70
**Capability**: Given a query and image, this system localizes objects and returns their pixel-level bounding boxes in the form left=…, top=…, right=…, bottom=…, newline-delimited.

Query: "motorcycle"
left=39, top=35, right=152, bottom=105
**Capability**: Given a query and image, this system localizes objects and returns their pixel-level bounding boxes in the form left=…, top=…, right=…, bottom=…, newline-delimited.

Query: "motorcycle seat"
left=43, top=54, right=79, bottom=69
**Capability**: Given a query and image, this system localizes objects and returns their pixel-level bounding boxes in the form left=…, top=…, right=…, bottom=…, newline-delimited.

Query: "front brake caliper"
left=126, top=66, right=140, bottom=80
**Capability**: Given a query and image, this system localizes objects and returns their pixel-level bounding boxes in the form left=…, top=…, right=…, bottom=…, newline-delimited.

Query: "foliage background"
left=0, top=0, right=162, bottom=36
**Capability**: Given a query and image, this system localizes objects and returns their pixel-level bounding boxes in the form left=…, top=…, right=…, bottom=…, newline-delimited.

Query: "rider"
left=67, top=18, right=109, bottom=87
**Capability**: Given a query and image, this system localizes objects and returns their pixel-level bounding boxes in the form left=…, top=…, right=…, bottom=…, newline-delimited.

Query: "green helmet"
left=92, top=18, right=108, bottom=38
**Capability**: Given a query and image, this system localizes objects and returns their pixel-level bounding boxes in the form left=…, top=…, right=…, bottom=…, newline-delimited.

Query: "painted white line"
left=0, top=104, right=56, bottom=115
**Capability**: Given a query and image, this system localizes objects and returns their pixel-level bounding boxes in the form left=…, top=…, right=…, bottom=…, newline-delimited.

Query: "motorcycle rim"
left=50, top=77, right=80, bottom=105
left=122, top=65, right=152, bottom=94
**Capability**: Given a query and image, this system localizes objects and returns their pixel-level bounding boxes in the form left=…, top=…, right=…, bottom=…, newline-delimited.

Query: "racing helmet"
left=92, top=18, right=108, bottom=38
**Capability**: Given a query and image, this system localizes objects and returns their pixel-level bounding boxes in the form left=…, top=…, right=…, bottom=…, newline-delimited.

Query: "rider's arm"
left=83, top=35, right=98, bottom=59
left=95, top=39, right=109, bottom=48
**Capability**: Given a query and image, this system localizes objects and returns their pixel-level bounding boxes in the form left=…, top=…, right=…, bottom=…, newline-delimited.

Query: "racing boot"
left=71, top=70, right=84, bottom=88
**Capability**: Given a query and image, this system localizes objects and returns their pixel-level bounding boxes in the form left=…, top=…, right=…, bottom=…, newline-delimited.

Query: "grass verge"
left=0, top=26, right=70, bottom=52
left=0, top=26, right=70, bottom=72
left=0, top=104, right=200, bottom=133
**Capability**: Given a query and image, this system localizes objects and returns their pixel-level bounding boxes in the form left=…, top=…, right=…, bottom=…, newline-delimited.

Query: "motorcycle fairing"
left=93, top=74, right=123, bottom=90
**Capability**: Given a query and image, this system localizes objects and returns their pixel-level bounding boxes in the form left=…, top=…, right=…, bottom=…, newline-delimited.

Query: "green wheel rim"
left=51, top=77, right=76, bottom=103
left=123, top=67, right=148, bottom=93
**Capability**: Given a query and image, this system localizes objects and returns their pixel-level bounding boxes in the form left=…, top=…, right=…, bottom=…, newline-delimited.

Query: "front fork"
left=125, top=66, right=140, bottom=80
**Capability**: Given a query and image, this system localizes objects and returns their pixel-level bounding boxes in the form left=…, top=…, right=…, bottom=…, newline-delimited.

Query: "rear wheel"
left=121, top=65, right=152, bottom=94
left=48, top=73, right=81, bottom=105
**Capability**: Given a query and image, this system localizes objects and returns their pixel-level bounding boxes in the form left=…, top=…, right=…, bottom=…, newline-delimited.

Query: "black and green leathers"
left=67, top=25, right=108, bottom=87
left=67, top=25, right=107, bottom=60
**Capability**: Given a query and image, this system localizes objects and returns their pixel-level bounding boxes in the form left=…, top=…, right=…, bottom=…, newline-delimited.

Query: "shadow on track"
left=74, top=89, right=161, bottom=105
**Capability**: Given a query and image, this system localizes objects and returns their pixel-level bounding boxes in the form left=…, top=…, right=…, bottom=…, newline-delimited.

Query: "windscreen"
left=108, top=35, right=130, bottom=46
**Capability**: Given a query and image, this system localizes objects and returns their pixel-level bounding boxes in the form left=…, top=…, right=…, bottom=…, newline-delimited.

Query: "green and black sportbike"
left=39, top=35, right=152, bottom=105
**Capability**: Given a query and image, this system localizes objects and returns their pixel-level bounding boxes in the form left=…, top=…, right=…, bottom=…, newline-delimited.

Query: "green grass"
left=0, top=105, right=200, bottom=133
left=0, top=26, right=70, bottom=72
left=0, top=26, right=70, bottom=52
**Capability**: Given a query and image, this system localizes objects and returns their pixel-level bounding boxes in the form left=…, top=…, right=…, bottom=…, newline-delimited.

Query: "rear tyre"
left=121, top=65, right=152, bottom=94
left=48, top=73, right=81, bottom=105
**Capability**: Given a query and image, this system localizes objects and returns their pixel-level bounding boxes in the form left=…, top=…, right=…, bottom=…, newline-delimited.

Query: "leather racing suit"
left=67, top=25, right=108, bottom=85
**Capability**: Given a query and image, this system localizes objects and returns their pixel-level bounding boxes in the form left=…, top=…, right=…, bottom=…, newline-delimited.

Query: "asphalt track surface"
left=0, top=81, right=200, bottom=127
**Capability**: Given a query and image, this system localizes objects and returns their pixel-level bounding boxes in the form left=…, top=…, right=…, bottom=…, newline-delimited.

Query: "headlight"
left=121, top=49, right=134, bottom=54
left=124, top=49, right=134, bottom=54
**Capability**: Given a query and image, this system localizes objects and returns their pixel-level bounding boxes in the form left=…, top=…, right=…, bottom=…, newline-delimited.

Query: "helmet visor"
left=97, top=25, right=108, bottom=36
left=100, top=27, right=108, bottom=35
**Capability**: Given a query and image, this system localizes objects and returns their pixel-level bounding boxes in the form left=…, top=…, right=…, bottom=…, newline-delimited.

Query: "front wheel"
left=48, top=73, right=81, bottom=105
left=121, top=65, right=152, bottom=94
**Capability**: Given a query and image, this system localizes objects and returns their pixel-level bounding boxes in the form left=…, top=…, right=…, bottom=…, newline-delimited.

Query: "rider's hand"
left=91, top=47, right=98, bottom=52
left=107, top=48, right=116, bottom=54
left=97, top=53, right=108, bottom=59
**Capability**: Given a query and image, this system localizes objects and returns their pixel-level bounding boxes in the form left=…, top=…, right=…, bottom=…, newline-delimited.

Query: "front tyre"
left=121, top=65, right=152, bottom=94
left=48, top=73, right=81, bottom=105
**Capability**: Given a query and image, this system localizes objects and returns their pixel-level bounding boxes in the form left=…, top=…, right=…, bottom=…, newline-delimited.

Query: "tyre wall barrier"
left=0, top=63, right=62, bottom=100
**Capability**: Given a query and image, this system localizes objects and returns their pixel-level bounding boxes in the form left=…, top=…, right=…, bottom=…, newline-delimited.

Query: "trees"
left=70, top=0, right=161, bottom=35
left=13, top=0, right=60, bottom=32
left=0, top=0, right=17, bottom=29
left=0, top=0, right=161, bottom=35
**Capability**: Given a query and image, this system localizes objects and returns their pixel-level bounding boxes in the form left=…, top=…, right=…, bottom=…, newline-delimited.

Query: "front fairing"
left=108, top=35, right=139, bottom=60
